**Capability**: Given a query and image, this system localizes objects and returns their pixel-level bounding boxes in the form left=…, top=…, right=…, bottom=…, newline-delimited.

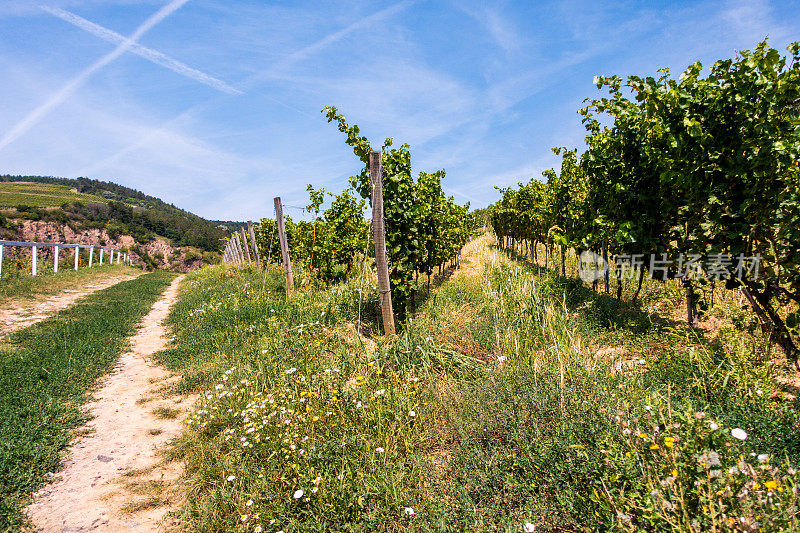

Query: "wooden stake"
left=240, top=227, right=252, bottom=263
left=370, top=150, right=395, bottom=335
left=602, top=242, right=610, bottom=293
left=236, top=233, right=246, bottom=264
left=274, top=197, right=294, bottom=293
left=232, top=233, right=242, bottom=264
left=248, top=220, right=261, bottom=270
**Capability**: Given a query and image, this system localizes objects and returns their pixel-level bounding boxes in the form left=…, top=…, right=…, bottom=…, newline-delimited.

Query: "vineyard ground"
left=0, top=265, right=140, bottom=336
left=0, top=182, right=106, bottom=208
left=153, top=234, right=800, bottom=531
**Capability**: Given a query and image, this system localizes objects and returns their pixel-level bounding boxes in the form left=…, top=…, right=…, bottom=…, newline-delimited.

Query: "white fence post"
left=54, top=246, right=59, bottom=273
left=89, top=247, right=94, bottom=267
left=0, top=244, right=3, bottom=278
left=32, top=246, right=37, bottom=276
left=99, top=249, right=104, bottom=265
left=74, top=246, right=79, bottom=271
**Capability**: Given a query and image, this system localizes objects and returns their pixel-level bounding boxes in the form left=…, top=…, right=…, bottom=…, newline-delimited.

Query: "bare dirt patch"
left=0, top=273, right=139, bottom=336
left=26, top=275, right=195, bottom=532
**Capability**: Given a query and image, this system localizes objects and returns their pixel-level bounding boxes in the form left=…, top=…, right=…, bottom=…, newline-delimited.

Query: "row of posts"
left=224, top=151, right=396, bottom=335
left=0, top=240, right=132, bottom=278
left=222, top=220, right=262, bottom=271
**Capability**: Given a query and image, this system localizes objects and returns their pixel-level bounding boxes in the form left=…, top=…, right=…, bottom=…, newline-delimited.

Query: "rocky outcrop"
left=6, top=219, right=204, bottom=272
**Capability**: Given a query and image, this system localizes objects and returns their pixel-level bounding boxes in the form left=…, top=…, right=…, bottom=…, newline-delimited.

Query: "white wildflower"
left=731, top=428, right=748, bottom=441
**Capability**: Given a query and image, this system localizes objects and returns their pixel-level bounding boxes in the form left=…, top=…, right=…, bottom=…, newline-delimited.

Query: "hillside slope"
left=0, top=176, right=225, bottom=271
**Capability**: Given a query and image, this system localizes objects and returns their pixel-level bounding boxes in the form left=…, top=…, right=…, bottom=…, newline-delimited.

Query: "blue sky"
left=0, top=0, right=798, bottom=220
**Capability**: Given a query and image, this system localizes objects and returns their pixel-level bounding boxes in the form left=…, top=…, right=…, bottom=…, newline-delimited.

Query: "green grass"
left=0, top=263, right=139, bottom=305
left=408, top=241, right=800, bottom=531
left=0, top=271, right=175, bottom=531
left=0, top=182, right=106, bottom=208
left=157, top=238, right=800, bottom=531
left=151, top=406, right=180, bottom=419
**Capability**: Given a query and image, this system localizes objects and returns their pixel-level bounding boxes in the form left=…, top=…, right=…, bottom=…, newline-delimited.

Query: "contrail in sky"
left=84, top=0, right=416, bottom=174
left=245, top=0, right=419, bottom=87
left=0, top=0, right=192, bottom=152
left=42, top=6, right=242, bottom=96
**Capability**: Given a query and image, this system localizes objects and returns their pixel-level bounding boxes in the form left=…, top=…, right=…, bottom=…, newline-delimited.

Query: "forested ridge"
left=0, top=175, right=226, bottom=252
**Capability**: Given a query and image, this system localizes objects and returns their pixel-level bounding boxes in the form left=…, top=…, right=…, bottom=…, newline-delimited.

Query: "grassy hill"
left=0, top=175, right=227, bottom=255
left=0, top=182, right=107, bottom=208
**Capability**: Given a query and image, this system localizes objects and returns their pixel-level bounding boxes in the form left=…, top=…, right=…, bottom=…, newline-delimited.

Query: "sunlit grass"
left=161, top=237, right=800, bottom=531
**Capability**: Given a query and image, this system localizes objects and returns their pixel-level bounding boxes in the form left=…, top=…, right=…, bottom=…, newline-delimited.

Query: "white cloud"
left=243, top=0, right=419, bottom=90
left=721, top=0, right=791, bottom=43
left=458, top=3, right=523, bottom=53
left=0, top=0, right=192, bottom=152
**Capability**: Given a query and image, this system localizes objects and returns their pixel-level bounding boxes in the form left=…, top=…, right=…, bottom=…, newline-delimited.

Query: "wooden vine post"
left=233, top=233, right=243, bottom=264
left=370, top=150, right=395, bottom=335
left=274, top=197, right=294, bottom=293
left=247, top=220, right=261, bottom=270
left=238, top=233, right=246, bottom=264
left=240, top=227, right=252, bottom=263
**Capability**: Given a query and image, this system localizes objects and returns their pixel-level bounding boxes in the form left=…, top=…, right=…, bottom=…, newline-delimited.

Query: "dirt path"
left=0, top=273, right=139, bottom=336
left=26, top=275, right=195, bottom=533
